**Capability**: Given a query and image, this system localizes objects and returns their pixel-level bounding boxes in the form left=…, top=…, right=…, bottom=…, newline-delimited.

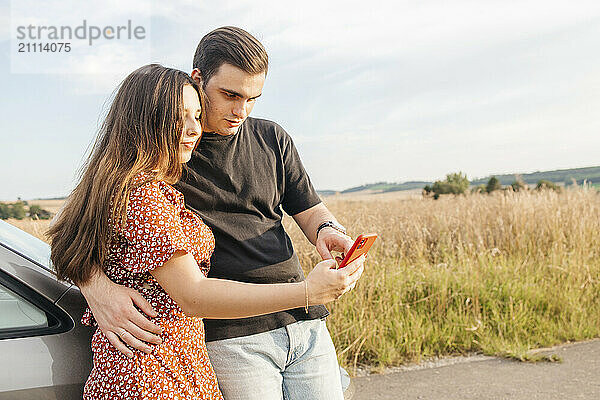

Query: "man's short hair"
left=193, top=26, right=268, bottom=85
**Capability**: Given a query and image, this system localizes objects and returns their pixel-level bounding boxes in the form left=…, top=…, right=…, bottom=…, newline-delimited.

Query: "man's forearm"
left=292, top=202, right=340, bottom=245
left=77, top=266, right=104, bottom=292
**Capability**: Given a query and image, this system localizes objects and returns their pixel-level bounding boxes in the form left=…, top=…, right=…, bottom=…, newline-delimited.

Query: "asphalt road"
left=352, top=339, right=600, bottom=400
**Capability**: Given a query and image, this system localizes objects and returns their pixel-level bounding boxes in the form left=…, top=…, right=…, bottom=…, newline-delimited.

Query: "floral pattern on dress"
left=82, top=173, right=223, bottom=400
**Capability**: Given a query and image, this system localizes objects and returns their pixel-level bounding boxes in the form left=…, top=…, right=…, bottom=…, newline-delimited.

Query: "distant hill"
left=319, top=166, right=600, bottom=195
left=317, top=190, right=338, bottom=196
left=341, top=181, right=431, bottom=193
left=470, top=166, right=600, bottom=186
left=32, top=196, right=67, bottom=201
left=318, top=181, right=431, bottom=196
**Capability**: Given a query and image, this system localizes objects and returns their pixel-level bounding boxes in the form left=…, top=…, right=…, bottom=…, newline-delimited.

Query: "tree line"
left=0, top=200, right=53, bottom=220
left=423, top=172, right=562, bottom=199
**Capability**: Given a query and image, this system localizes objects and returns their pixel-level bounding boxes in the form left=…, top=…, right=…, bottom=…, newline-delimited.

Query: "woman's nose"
left=186, top=118, right=201, bottom=134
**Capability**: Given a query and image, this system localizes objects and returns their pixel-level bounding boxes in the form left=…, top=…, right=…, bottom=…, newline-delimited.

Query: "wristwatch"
left=316, top=221, right=347, bottom=238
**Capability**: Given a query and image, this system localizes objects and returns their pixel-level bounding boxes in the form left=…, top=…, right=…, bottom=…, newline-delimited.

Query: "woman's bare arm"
left=151, top=250, right=364, bottom=319
left=78, top=251, right=364, bottom=357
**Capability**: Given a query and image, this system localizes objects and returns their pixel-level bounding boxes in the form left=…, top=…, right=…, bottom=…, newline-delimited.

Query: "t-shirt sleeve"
left=280, top=131, right=322, bottom=215
left=119, top=182, right=194, bottom=274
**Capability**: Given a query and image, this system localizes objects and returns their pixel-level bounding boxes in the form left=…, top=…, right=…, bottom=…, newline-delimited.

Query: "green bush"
left=486, top=176, right=502, bottom=193
left=28, top=205, right=53, bottom=220
left=536, top=180, right=561, bottom=192
left=432, top=181, right=463, bottom=195
left=427, top=172, right=470, bottom=199
left=511, top=179, right=526, bottom=192
left=9, top=202, right=26, bottom=220
left=0, top=202, right=52, bottom=220
left=0, top=203, right=10, bottom=220
left=471, top=184, right=486, bottom=194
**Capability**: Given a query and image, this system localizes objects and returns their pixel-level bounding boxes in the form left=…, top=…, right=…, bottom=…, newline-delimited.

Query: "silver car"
left=0, top=220, right=93, bottom=399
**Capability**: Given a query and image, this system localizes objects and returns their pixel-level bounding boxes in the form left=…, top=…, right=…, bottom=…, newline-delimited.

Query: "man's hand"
left=79, top=271, right=163, bottom=358
left=292, top=202, right=363, bottom=286
left=292, top=203, right=354, bottom=261
left=315, top=227, right=354, bottom=261
left=316, top=228, right=361, bottom=291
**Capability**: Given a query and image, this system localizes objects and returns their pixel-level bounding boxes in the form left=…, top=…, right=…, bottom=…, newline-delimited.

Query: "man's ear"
left=191, top=69, right=203, bottom=86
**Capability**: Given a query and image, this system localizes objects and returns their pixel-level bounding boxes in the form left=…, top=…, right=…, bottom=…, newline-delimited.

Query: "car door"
left=0, top=221, right=93, bottom=399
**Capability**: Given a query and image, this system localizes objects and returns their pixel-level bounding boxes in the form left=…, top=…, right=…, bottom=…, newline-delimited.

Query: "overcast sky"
left=1, top=0, right=599, bottom=200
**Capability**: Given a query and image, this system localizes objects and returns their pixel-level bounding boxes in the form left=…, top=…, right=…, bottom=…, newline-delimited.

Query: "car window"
left=0, top=220, right=52, bottom=270
left=0, top=283, right=48, bottom=331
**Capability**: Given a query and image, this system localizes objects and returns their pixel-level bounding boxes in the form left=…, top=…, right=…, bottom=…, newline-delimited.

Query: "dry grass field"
left=26, top=199, right=66, bottom=215
left=3, top=199, right=64, bottom=242
left=7, top=188, right=600, bottom=372
left=6, top=218, right=53, bottom=242
left=323, top=189, right=422, bottom=202
left=287, top=188, right=600, bottom=371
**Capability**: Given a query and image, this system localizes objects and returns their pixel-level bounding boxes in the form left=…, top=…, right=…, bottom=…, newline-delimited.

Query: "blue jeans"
left=205, top=319, right=344, bottom=400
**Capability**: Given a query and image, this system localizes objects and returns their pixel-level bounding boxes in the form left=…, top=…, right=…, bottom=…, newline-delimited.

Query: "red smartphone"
left=336, top=233, right=378, bottom=269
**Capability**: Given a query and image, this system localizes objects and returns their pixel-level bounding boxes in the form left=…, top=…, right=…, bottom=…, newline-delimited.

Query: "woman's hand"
left=305, top=255, right=365, bottom=305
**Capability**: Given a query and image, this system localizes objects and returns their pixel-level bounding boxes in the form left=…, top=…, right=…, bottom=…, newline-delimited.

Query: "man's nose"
left=232, top=101, right=247, bottom=119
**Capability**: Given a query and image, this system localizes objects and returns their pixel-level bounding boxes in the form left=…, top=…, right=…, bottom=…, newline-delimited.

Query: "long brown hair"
left=49, top=64, right=198, bottom=284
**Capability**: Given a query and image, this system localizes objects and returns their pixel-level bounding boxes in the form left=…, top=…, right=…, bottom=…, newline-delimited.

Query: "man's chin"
left=216, top=126, right=240, bottom=136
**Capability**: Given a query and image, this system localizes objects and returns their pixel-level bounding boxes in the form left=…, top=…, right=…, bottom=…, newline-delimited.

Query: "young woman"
left=48, top=64, right=363, bottom=399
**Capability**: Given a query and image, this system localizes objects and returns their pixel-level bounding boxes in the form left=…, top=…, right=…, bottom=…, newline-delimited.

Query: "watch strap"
left=316, top=221, right=347, bottom=238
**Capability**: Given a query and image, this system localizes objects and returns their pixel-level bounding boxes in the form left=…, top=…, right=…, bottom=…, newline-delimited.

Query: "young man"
left=79, top=26, right=360, bottom=399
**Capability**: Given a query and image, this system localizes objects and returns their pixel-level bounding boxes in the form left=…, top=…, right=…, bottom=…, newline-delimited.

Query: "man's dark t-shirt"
left=174, top=117, right=329, bottom=342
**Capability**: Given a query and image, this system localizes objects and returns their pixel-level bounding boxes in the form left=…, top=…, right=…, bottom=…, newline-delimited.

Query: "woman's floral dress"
left=82, top=174, right=223, bottom=400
